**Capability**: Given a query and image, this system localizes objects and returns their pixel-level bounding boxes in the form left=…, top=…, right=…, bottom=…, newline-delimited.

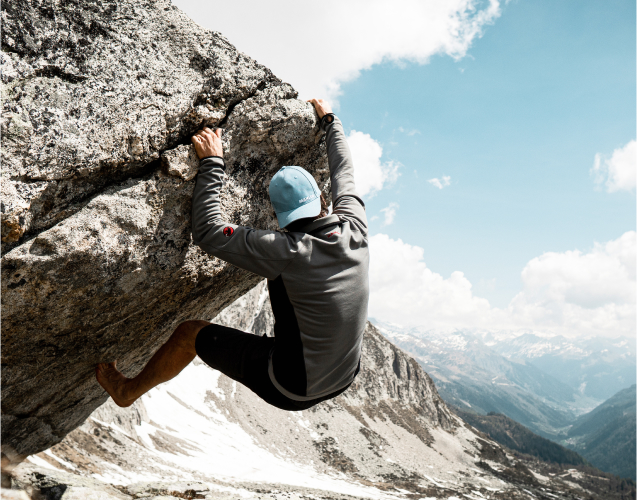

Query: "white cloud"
left=369, top=234, right=498, bottom=328
left=509, top=231, right=636, bottom=337
left=346, top=130, right=400, bottom=197
left=368, top=231, right=636, bottom=338
left=592, top=140, right=636, bottom=193
left=174, top=0, right=502, bottom=100
left=380, top=203, right=399, bottom=226
left=428, top=176, right=451, bottom=189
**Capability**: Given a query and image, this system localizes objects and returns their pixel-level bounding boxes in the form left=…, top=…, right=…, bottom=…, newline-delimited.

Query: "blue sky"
left=177, top=0, right=635, bottom=337
left=338, top=0, right=636, bottom=306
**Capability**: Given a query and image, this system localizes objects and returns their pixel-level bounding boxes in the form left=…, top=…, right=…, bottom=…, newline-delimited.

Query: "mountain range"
left=374, top=322, right=635, bottom=439
left=454, top=409, right=589, bottom=467
left=373, top=321, right=636, bottom=481
left=480, top=332, right=636, bottom=402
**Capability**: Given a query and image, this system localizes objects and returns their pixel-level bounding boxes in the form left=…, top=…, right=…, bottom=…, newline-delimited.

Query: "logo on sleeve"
left=223, top=226, right=234, bottom=237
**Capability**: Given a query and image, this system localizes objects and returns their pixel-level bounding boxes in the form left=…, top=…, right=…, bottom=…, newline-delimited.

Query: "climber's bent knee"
left=173, top=320, right=211, bottom=351
left=195, top=324, right=305, bottom=410
left=194, top=323, right=265, bottom=382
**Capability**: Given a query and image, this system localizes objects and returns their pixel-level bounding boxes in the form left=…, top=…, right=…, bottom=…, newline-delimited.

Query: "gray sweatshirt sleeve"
left=191, top=157, right=297, bottom=279
left=324, top=116, right=368, bottom=233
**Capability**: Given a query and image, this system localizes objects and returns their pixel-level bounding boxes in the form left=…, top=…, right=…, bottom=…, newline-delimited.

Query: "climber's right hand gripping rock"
left=192, top=127, right=223, bottom=160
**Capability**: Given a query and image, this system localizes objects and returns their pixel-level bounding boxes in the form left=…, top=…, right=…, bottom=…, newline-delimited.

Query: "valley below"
left=375, top=321, right=636, bottom=482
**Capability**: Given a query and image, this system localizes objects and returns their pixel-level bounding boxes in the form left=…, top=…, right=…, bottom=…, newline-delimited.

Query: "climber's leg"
left=96, top=320, right=210, bottom=408
left=195, top=323, right=306, bottom=410
left=195, top=323, right=354, bottom=411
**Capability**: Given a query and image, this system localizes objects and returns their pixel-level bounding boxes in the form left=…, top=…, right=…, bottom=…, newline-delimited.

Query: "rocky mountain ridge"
left=375, top=322, right=585, bottom=438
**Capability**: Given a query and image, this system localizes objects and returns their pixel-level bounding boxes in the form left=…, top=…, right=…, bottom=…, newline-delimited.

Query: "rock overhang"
left=1, top=0, right=330, bottom=457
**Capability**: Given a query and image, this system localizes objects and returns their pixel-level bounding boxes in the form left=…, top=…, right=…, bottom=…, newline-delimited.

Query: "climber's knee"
left=172, top=320, right=210, bottom=351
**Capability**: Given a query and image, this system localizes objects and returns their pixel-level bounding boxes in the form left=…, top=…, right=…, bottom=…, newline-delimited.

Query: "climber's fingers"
left=192, top=127, right=224, bottom=159
left=307, top=98, right=332, bottom=119
left=307, top=98, right=322, bottom=118
left=198, top=127, right=222, bottom=142
left=200, top=127, right=214, bottom=138
left=194, top=127, right=222, bottom=140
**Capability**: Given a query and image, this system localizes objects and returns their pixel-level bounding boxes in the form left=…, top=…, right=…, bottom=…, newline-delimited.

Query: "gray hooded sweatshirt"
left=192, top=116, right=369, bottom=401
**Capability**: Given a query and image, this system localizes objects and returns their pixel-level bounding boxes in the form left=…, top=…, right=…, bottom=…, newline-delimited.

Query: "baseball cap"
left=268, top=166, right=321, bottom=228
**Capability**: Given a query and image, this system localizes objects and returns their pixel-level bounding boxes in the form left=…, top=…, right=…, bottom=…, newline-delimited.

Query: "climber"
left=96, top=99, right=369, bottom=411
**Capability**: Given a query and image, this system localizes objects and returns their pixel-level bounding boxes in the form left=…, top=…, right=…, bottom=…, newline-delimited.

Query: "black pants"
left=195, top=277, right=356, bottom=411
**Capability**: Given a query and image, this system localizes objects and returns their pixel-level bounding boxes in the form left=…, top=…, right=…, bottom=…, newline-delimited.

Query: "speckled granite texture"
left=1, top=0, right=330, bottom=457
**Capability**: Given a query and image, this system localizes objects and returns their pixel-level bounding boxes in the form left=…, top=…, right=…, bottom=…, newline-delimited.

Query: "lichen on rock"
left=1, top=0, right=329, bottom=457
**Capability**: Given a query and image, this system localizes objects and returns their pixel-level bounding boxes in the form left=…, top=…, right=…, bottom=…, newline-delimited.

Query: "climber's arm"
left=308, top=99, right=367, bottom=233
left=191, top=128, right=296, bottom=279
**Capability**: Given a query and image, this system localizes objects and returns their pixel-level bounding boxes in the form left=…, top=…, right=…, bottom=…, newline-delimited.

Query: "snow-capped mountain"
left=371, top=321, right=635, bottom=439
left=480, top=332, right=636, bottom=402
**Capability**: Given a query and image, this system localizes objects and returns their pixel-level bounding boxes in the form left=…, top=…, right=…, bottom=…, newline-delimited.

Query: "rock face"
left=1, top=0, right=330, bottom=458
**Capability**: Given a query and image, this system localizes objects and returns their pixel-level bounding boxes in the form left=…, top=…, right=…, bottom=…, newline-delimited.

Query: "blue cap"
left=268, top=166, right=321, bottom=228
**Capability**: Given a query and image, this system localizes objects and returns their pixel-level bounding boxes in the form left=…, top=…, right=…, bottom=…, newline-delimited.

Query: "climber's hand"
left=192, top=127, right=223, bottom=159
left=307, top=98, right=332, bottom=119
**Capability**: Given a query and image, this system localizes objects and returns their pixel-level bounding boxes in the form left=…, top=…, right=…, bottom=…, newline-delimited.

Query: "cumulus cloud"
left=380, top=203, right=399, bottom=226
left=368, top=232, right=636, bottom=337
left=428, top=176, right=451, bottom=189
left=174, top=0, right=502, bottom=100
left=347, top=131, right=400, bottom=197
left=368, top=234, right=498, bottom=328
left=592, top=140, right=636, bottom=193
left=509, top=231, right=636, bottom=337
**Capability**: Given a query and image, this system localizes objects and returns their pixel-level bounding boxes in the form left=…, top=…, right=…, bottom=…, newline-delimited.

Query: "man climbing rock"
left=96, top=99, right=369, bottom=411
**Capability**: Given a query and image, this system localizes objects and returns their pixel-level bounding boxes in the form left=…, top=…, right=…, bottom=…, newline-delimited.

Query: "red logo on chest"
left=326, top=231, right=340, bottom=238
left=223, top=226, right=234, bottom=237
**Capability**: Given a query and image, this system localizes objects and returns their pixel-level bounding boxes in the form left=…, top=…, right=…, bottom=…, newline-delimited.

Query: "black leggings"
left=195, top=323, right=352, bottom=411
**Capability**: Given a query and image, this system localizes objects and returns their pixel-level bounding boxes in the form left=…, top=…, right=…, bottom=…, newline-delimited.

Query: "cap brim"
left=276, top=197, right=321, bottom=228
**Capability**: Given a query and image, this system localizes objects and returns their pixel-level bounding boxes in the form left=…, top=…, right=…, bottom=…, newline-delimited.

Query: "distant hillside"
left=564, top=385, right=636, bottom=480
left=374, top=322, right=585, bottom=439
left=482, top=333, right=636, bottom=402
left=455, top=408, right=588, bottom=466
